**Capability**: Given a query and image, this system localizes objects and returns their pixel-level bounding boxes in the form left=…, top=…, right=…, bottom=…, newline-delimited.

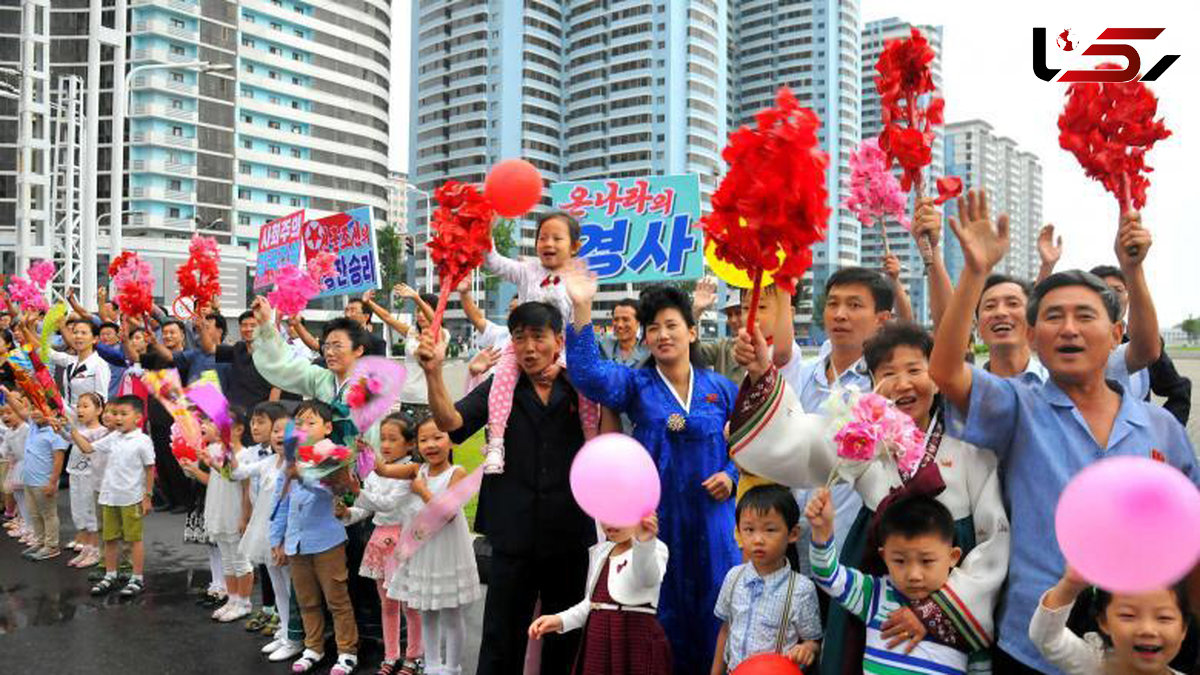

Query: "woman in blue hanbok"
left=561, top=264, right=740, bottom=675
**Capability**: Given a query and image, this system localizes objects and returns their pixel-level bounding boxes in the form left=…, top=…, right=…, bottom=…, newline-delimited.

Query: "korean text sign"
left=300, top=206, right=381, bottom=298
left=551, top=174, right=703, bottom=283
left=254, top=209, right=305, bottom=290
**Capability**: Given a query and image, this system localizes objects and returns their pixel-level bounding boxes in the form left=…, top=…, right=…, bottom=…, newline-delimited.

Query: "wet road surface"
left=1, top=495, right=483, bottom=673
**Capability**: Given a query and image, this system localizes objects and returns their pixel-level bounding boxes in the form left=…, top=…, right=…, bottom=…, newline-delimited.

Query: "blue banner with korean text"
left=551, top=174, right=703, bottom=283
left=300, top=206, right=381, bottom=298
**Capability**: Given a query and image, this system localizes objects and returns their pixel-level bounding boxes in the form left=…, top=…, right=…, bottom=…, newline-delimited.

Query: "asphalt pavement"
left=0, top=493, right=485, bottom=673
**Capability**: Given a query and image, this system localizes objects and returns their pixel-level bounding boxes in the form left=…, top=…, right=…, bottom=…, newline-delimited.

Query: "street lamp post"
left=115, top=60, right=232, bottom=257
left=404, top=185, right=433, bottom=293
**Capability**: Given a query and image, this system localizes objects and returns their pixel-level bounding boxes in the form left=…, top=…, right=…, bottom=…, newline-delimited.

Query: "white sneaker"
left=330, top=653, right=358, bottom=675
left=268, top=641, right=304, bottom=663
left=211, top=603, right=229, bottom=621
left=220, top=600, right=252, bottom=623
left=261, top=637, right=286, bottom=655
left=481, top=439, right=505, bottom=475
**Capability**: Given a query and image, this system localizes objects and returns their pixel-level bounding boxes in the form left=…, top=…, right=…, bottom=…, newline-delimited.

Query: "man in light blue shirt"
left=780, top=267, right=895, bottom=574
left=930, top=191, right=1196, bottom=674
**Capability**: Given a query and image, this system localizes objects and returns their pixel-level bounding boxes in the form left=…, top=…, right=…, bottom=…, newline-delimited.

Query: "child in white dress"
left=386, top=416, right=481, bottom=675
left=340, top=412, right=423, bottom=675
left=187, top=411, right=255, bottom=622
left=64, top=392, right=108, bottom=567
left=237, top=413, right=301, bottom=662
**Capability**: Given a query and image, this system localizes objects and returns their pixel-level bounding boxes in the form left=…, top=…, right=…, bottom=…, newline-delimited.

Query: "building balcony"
left=130, top=48, right=197, bottom=64
left=130, top=131, right=198, bottom=150
left=132, top=19, right=199, bottom=42
left=130, top=103, right=198, bottom=122
left=126, top=213, right=195, bottom=233
left=130, top=159, right=198, bottom=177
left=129, top=185, right=194, bottom=203
left=130, top=0, right=200, bottom=17
left=132, top=73, right=198, bottom=95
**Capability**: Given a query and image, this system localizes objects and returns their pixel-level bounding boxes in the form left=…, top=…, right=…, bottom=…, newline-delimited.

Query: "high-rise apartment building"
left=409, top=0, right=863, bottom=330
left=1, top=0, right=391, bottom=310
left=944, top=119, right=1042, bottom=283
left=731, top=0, right=862, bottom=319
left=408, top=0, right=728, bottom=321
left=387, top=169, right=409, bottom=234
left=860, top=17, right=944, bottom=325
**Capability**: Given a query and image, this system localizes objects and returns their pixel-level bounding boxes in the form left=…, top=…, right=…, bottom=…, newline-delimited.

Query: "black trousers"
left=477, top=547, right=589, bottom=675
left=148, top=419, right=195, bottom=509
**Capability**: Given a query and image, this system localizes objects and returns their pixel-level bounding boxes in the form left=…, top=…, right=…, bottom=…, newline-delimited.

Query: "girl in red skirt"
left=528, top=514, right=672, bottom=675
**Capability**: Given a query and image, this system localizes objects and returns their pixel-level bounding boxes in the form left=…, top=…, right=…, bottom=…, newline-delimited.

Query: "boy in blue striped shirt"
left=807, top=489, right=973, bottom=675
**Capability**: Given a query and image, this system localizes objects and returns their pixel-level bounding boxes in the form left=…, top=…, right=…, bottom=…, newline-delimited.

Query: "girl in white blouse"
left=1031, top=567, right=1190, bottom=675
left=341, top=413, right=421, bottom=675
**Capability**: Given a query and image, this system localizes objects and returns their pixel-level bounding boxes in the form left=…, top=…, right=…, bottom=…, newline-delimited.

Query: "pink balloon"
left=570, top=433, right=661, bottom=527
left=1055, top=455, right=1200, bottom=594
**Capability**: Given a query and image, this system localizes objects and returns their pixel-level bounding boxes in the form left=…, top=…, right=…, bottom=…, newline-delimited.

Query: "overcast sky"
left=388, top=1, right=1200, bottom=326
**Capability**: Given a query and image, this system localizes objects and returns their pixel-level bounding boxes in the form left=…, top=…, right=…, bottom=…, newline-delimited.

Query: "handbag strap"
left=774, top=570, right=797, bottom=653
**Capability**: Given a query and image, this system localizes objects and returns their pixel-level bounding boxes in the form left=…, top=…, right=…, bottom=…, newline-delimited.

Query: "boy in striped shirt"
left=806, top=489, right=974, bottom=675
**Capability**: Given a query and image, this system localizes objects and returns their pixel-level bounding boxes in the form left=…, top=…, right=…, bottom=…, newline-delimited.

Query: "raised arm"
left=417, top=329, right=464, bottom=433
left=1035, top=223, right=1062, bottom=285
left=249, top=297, right=329, bottom=400
left=1115, top=211, right=1160, bottom=372
left=562, top=261, right=637, bottom=412
left=456, top=279, right=488, bottom=332
left=931, top=190, right=1010, bottom=413
left=883, top=254, right=914, bottom=323
left=484, top=248, right=529, bottom=284
left=66, top=289, right=93, bottom=322
left=362, top=289, right=409, bottom=336
left=912, top=198, right=953, bottom=329
left=288, top=315, right=321, bottom=353
left=396, top=283, right=435, bottom=325
left=771, top=288, right=795, bottom=368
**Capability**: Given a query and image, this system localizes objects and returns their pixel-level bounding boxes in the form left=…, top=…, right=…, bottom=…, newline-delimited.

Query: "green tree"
left=1182, top=316, right=1200, bottom=343
left=376, top=224, right=404, bottom=310
left=481, top=218, right=518, bottom=304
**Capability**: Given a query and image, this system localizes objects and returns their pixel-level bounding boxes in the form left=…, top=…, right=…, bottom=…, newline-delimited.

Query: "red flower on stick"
left=1058, top=62, right=1171, bottom=217
left=174, top=235, right=222, bottom=320
left=426, top=181, right=496, bottom=338
left=874, top=27, right=955, bottom=262
left=700, top=87, right=829, bottom=330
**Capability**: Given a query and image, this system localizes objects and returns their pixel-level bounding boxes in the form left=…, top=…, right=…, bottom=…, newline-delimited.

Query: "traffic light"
left=404, top=235, right=414, bottom=256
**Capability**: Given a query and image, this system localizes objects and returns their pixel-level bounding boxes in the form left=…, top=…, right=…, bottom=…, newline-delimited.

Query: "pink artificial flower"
left=366, top=376, right=384, bottom=395
left=27, top=260, right=56, bottom=288
left=344, top=383, right=367, bottom=409
left=834, top=421, right=881, bottom=462
left=306, top=251, right=337, bottom=283
left=7, top=276, right=48, bottom=312
left=893, top=425, right=927, bottom=475
left=267, top=264, right=320, bottom=317
left=853, top=392, right=891, bottom=424
left=845, top=139, right=910, bottom=229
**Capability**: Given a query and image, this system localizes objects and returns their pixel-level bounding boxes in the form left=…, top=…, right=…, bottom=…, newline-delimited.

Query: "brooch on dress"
left=667, top=413, right=687, bottom=432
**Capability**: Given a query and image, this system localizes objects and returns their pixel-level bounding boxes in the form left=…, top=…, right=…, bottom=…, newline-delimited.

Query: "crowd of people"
left=0, top=189, right=1196, bottom=675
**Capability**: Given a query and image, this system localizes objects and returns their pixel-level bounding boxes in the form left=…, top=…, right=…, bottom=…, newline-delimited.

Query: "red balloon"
left=732, top=654, right=803, bottom=675
left=484, top=159, right=543, bottom=218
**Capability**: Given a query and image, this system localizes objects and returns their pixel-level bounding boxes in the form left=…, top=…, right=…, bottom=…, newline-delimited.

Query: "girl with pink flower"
left=728, top=321, right=1010, bottom=674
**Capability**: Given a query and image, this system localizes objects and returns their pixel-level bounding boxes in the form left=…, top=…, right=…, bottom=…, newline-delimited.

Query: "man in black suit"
left=419, top=302, right=594, bottom=675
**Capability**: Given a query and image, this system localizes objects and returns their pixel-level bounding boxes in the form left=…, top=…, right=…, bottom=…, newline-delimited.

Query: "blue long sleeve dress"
left=566, top=323, right=740, bottom=675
